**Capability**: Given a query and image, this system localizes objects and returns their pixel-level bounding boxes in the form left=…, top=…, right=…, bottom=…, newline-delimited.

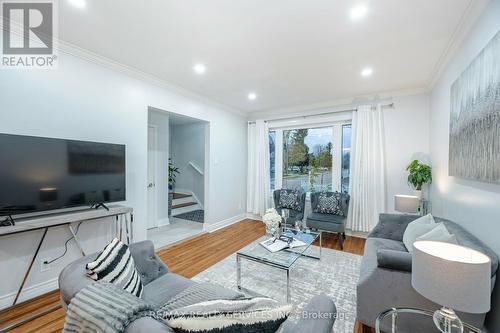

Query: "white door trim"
left=147, top=124, right=158, bottom=229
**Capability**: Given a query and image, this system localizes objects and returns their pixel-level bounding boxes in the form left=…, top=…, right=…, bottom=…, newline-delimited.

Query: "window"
left=283, top=128, right=332, bottom=192
left=269, top=123, right=351, bottom=194
left=269, top=131, right=276, bottom=190
left=341, top=124, right=351, bottom=193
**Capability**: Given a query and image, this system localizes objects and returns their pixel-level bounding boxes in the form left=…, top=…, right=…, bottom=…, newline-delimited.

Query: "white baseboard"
left=246, top=213, right=262, bottom=221
left=0, top=277, right=59, bottom=310
left=157, top=217, right=170, bottom=227
left=203, top=213, right=246, bottom=233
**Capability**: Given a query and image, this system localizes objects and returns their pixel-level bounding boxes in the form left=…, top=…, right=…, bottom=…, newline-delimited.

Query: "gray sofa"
left=59, top=240, right=336, bottom=333
left=357, top=213, right=499, bottom=333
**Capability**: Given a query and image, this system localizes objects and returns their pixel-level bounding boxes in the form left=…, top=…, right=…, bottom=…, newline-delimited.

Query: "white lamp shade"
left=394, top=195, right=419, bottom=213
left=412, top=241, right=491, bottom=313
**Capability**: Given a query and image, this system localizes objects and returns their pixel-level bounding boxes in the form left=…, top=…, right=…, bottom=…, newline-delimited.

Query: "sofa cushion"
left=377, top=249, right=412, bottom=272
left=368, top=213, right=421, bottom=241
left=143, top=273, right=195, bottom=307
left=416, top=223, right=457, bottom=244
left=126, top=317, right=175, bottom=333
left=86, top=238, right=144, bottom=297
left=402, top=214, right=437, bottom=252
left=307, top=215, right=345, bottom=232
left=307, top=212, right=345, bottom=224
left=165, top=297, right=292, bottom=333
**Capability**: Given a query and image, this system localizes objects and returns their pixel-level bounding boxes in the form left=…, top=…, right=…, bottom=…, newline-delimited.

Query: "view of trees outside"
left=341, top=124, right=351, bottom=193
left=283, top=127, right=333, bottom=192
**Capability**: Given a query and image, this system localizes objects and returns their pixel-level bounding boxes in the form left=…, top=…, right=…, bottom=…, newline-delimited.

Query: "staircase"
left=171, top=192, right=201, bottom=217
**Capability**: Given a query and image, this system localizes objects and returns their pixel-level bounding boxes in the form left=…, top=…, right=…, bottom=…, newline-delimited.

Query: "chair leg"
left=338, top=232, right=344, bottom=250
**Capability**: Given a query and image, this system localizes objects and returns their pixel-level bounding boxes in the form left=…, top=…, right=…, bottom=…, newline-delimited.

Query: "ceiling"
left=58, top=0, right=481, bottom=113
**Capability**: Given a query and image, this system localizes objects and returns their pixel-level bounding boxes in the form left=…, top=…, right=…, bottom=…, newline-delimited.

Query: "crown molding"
left=426, top=0, right=489, bottom=90
left=247, top=86, right=429, bottom=121
left=55, top=40, right=248, bottom=118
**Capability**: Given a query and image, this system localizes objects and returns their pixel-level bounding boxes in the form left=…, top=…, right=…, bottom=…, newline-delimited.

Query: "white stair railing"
left=188, top=161, right=204, bottom=176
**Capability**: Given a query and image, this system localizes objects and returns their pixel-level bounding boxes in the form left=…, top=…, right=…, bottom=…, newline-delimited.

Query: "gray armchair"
left=273, top=189, right=307, bottom=227
left=306, top=191, right=349, bottom=249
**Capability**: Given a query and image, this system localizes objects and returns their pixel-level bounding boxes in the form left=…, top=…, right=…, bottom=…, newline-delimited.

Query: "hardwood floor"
left=0, top=219, right=368, bottom=333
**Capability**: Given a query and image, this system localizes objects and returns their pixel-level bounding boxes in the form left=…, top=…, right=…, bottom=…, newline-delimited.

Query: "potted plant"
left=406, top=159, right=432, bottom=198
left=168, top=159, right=180, bottom=216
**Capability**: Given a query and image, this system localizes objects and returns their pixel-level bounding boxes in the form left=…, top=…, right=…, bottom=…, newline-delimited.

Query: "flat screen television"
left=0, top=133, right=126, bottom=217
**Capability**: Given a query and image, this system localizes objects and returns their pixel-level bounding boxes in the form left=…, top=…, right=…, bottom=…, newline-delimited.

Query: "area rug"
left=192, top=244, right=362, bottom=333
left=173, top=209, right=204, bottom=223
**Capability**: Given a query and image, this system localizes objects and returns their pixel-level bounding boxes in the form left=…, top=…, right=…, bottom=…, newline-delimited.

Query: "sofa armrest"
left=281, top=294, right=336, bottom=333
left=368, top=213, right=420, bottom=241
left=129, top=240, right=169, bottom=285
left=377, top=249, right=412, bottom=272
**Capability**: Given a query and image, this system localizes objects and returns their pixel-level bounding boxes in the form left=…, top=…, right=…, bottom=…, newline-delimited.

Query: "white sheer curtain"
left=247, top=120, right=271, bottom=216
left=347, top=104, right=386, bottom=232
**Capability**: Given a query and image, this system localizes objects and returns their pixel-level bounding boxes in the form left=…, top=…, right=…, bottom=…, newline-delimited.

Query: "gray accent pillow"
left=278, top=189, right=302, bottom=211
left=165, top=297, right=292, bottom=333
left=315, top=192, right=344, bottom=216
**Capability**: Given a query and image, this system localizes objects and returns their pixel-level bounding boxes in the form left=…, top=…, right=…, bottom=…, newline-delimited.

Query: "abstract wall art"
left=449, top=29, right=500, bottom=183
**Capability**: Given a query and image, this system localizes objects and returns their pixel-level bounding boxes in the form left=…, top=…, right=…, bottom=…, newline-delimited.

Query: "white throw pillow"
left=403, top=214, right=437, bottom=253
left=416, top=223, right=458, bottom=245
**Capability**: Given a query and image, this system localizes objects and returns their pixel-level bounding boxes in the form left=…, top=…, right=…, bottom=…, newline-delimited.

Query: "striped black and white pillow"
left=165, top=297, right=292, bottom=333
left=86, top=238, right=143, bottom=298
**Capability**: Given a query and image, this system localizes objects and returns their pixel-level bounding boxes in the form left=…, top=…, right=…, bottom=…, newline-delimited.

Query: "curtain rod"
left=248, top=102, right=395, bottom=124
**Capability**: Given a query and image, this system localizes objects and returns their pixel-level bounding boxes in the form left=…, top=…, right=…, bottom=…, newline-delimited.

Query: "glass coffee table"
left=236, top=229, right=321, bottom=303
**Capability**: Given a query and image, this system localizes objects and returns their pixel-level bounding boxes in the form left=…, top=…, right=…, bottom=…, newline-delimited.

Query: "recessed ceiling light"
left=248, top=92, right=257, bottom=100
left=361, top=67, right=373, bottom=77
left=349, top=4, right=368, bottom=21
left=193, top=63, right=206, bottom=74
left=68, top=0, right=86, bottom=9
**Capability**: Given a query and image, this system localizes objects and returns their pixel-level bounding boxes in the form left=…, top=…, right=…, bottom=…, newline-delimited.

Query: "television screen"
left=0, top=133, right=126, bottom=216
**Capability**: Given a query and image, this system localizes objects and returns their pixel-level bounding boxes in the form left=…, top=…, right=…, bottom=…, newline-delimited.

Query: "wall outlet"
left=41, top=258, right=52, bottom=272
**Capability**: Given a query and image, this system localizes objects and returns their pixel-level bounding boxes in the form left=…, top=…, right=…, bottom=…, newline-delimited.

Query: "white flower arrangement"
left=262, top=208, right=282, bottom=236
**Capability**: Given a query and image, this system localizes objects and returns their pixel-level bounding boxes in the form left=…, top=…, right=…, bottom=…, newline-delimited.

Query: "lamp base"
left=433, top=307, right=464, bottom=333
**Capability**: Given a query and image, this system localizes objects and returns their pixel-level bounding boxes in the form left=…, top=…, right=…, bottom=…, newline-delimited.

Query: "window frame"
left=269, top=117, right=351, bottom=194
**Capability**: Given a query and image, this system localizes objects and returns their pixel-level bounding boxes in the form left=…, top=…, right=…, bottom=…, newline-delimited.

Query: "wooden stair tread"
left=172, top=193, right=192, bottom=199
left=172, top=202, right=197, bottom=209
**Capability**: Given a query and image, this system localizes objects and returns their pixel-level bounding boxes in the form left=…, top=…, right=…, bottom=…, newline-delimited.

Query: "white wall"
left=148, top=110, right=170, bottom=226
left=383, top=93, right=431, bottom=212
left=170, top=122, right=206, bottom=206
left=0, top=51, right=247, bottom=308
left=428, top=1, right=500, bottom=330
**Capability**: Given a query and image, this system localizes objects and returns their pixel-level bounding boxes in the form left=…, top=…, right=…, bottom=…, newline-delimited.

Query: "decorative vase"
left=263, top=208, right=282, bottom=238
left=414, top=189, right=422, bottom=199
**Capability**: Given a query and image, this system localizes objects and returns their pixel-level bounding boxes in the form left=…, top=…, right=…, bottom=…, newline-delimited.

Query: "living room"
left=0, top=1, right=499, bottom=333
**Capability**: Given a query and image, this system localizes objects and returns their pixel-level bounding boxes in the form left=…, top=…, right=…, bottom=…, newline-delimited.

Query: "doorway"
left=146, top=107, right=208, bottom=249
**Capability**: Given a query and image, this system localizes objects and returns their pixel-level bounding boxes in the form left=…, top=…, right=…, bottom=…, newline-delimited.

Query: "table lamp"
left=412, top=241, right=491, bottom=333
left=394, top=194, right=419, bottom=214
